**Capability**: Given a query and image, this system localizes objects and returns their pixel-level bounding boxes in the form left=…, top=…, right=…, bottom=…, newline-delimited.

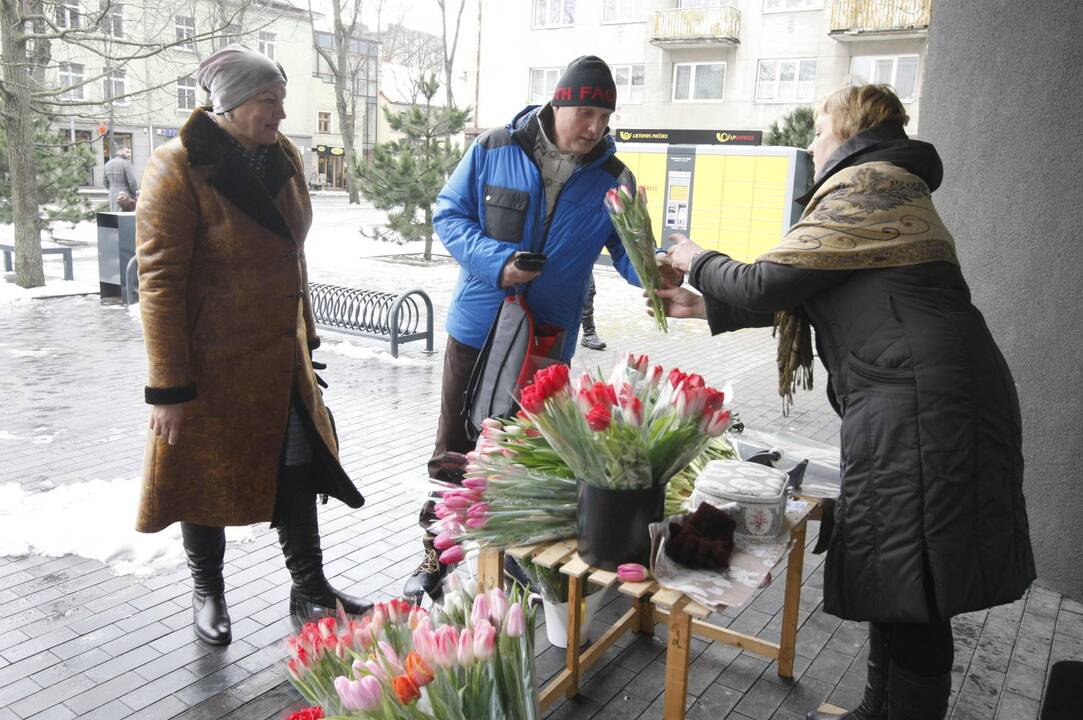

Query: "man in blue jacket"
left=404, top=56, right=641, bottom=601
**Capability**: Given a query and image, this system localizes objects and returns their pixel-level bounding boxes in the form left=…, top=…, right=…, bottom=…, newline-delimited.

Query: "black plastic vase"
left=576, top=480, right=666, bottom=571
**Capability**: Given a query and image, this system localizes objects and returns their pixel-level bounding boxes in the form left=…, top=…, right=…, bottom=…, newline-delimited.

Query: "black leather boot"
left=807, top=624, right=888, bottom=720
left=181, top=522, right=231, bottom=645
left=278, top=496, right=372, bottom=624
left=403, top=534, right=448, bottom=604
left=887, top=664, right=950, bottom=720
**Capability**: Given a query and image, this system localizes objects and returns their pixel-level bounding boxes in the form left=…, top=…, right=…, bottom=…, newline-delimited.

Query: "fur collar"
left=179, top=107, right=298, bottom=241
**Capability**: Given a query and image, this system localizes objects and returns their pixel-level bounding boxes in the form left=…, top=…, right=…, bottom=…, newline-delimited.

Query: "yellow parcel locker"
left=614, top=143, right=811, bottom=264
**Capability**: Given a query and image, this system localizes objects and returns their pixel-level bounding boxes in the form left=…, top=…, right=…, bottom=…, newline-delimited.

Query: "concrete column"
left=919, top=1, right=1083, bottom=599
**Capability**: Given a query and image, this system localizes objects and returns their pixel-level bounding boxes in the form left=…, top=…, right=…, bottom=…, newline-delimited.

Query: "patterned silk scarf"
left=758, top=161, right=959, bottom=411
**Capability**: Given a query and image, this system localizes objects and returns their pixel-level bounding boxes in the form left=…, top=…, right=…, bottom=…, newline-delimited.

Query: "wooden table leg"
left=636, top=595, right=654, bottom=634
left=778, top=519, right=807, bottom=678
left=476, top=547, right=504, bottom=593
left=663, top=598, right=692, bottom=720
left=565, top=573, right=584, bottom=698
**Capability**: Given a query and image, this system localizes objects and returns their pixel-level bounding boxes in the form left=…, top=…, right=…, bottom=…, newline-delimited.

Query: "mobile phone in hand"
left=514, top=252, right=547, bottom=272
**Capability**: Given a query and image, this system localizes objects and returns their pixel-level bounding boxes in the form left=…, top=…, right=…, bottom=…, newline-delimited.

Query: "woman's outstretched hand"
left=648, top=286, right=707, bottom=320
left=667, top=233, right=707, bottom=274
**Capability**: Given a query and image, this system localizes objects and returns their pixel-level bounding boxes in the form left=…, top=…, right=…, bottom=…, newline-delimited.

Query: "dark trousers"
left=420, top=335, right=481, bottom=531
left=874, top=619, right=954, bottom=676
left=580, top=274, right=597, bottom=335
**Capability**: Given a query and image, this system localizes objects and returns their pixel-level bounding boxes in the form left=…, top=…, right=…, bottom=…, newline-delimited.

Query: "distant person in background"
left=103, top=146, right=139, bottom=211
left=579, top=274, right=606, bottom=350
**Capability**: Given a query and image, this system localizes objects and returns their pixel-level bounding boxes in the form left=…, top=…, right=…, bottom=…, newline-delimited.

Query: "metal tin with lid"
left=690, top=460, right=789, bottom=538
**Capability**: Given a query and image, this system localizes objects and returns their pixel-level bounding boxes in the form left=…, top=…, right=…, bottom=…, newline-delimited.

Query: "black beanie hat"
left=551, top=55, right=617, bottom=111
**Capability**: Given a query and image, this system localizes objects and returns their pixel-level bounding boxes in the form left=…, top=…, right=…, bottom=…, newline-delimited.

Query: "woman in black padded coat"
left=658, top=85, right=1035, bottom=720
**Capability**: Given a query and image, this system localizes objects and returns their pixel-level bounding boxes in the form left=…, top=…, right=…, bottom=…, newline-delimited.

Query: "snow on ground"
left=0, top=477, right=258, bottom=576
left=321, top=338, right=434, bottom=366
left=1, top=222, right=101, bottom=304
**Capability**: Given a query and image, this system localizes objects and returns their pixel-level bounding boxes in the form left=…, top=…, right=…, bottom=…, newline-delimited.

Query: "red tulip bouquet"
left=433, top=354, right=736, bottom=560
left=521, top=354, right=733, bottom=490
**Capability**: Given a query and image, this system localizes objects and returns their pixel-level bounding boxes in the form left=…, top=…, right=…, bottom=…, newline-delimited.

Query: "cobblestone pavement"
left=0, top=262, right=1078, bottom=719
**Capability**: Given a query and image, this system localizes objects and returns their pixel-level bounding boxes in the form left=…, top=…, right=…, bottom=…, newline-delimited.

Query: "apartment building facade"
left=472, top=0, right=931, bottom=138
left=46, top=0, right=377, bottom=190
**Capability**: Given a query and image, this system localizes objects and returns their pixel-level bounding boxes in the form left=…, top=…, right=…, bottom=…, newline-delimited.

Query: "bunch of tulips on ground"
left=433, top=353, right=735, bottom=561
left=605, top=184, right=668, bottom=332
left=284, top=577, right=538, bottom=719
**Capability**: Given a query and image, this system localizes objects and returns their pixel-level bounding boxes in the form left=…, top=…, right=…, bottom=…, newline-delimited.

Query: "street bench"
left=309, top=282, right=434, bottom=358
left=117, top=271, right=434, bottom=357
left=1, top=242, right=74, bottom=280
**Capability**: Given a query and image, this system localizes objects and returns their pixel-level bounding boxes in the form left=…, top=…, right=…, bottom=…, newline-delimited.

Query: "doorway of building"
left=315, top=147, right=346, bottom=189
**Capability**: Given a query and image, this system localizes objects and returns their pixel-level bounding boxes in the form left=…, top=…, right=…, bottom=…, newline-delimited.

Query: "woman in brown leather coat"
left=136, top=44, right=370, bottom=645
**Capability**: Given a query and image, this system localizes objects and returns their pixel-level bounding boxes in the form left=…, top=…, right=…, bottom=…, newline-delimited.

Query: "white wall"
left=475, top=0, right=927, bottom=136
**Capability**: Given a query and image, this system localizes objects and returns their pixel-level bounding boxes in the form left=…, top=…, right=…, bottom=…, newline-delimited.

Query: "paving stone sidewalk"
left=0, top=274, right=1078, bottom=719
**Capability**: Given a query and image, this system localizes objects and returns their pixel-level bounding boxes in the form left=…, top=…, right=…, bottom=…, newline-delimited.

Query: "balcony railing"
left=649, top=6, right=740, bottom=48
left=829, top=0, right=930, bottom=40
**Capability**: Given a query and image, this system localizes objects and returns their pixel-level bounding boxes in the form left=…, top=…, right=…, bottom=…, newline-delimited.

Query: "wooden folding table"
left=476, top=498, right=819, bottom=719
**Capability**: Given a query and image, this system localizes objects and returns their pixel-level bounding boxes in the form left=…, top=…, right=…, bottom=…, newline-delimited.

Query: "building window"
left=55, top=0, right=80, bottom=29
left=529, top=67, right=561, bottom=105
left=318, top=112, right=332, bottom=133
left=175, top=15, right=196, bottom=51
left=177, top=76, right=197, bottom=110
left=603, top=0, right=646, bottom=23
left=103, top=68, right=126, bottom=103
left=216, top=23, right=242, bottom=49
left=533, top=0, right=575, bottom=28
left=259, top=31, right=277, bottom=60
left=756, top=58, right=816, bottom=102
left=763, top=0, right=823, bottom=11
left=613, top=64, right=645, bottom=104
left=672, top=62, right=725, bottom=102
left=99, top=2, right=122, bottom=37
left=59, top=62, right=84, bottom=100
left=850, top=55, right=919, bottom=101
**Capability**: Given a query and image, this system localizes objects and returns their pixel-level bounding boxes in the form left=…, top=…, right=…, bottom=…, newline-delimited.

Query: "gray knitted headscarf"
left=196, top=43, right=287, bottom=114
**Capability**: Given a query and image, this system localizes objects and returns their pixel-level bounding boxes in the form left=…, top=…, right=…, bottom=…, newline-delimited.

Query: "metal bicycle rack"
left=309, top=283, right=435, bottom=358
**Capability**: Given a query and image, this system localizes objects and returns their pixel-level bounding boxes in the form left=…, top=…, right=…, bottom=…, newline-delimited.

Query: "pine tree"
left=765, top=106, right=816, bottom=149
left=355, top=75, right=470, bottom=261
left=0, top=118, right=94, bottom=227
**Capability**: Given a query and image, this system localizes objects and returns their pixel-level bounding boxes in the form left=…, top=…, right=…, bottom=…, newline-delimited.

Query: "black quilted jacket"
left=689, top=126, right=1036, bottom=623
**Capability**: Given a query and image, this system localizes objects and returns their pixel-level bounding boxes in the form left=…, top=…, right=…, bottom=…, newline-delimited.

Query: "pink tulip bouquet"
left=605, top=184, right=668, bottom=332
left=284, top=583, right=538, bottom=719
left=434, top=353, right=736, bottom=557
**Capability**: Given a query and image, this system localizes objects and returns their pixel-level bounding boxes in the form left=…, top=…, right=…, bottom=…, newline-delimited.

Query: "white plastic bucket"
left=541, top=588, right=610, bottom=648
